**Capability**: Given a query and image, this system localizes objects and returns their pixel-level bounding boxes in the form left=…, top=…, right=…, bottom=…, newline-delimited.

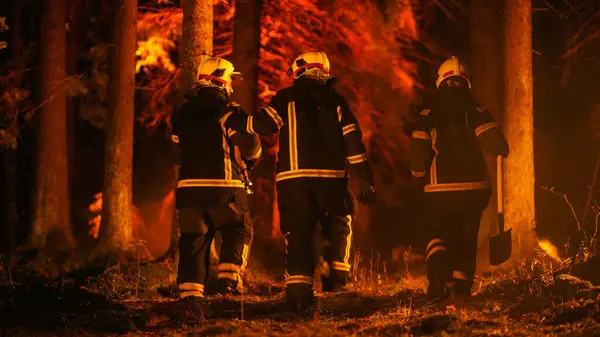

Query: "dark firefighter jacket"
left=224, top=76, right=374, bottom=185
left=409, top=105, right=509, bottom=193
left=171, top=87, right=261, bottom=209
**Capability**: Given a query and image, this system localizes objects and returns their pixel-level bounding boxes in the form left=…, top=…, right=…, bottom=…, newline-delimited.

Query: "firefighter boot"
left=175, top=296, right=209, bottom=318
left=426, top=258, right=452, bottom=302
left=285, top=284, right=315, bottom=315
left=215, top=277, right=244, bottom=296
left=321, top=269, right=349, bottom=293
left=449, top=279, right=473, bottom=298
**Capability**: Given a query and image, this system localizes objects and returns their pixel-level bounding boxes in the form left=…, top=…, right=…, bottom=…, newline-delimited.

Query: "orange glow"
left=538, top=239, right=562, bottom=263
left=134, top=0, right=423, bottom=241
left=88, top=191, right=173, bottom=257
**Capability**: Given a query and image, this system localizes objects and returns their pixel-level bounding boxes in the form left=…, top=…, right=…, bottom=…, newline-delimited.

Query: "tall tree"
left=504, top=0, right=537, bottom=262
left=29, top=0, right=75, bottom=250
left=470, top=0, right=504, bottom=271
left=179, top=0, right=213, bottom=100
left=97, top=0, right=137, bottom=255
left=231, top=0, right=262, bottom=112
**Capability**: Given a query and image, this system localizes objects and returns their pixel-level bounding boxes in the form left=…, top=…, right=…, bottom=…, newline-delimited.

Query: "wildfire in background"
left=90, top=0, right=436, bottom=257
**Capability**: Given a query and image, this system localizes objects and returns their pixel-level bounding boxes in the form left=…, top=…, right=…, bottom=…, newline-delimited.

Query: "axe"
left=489, top=155, right=512, bottom=266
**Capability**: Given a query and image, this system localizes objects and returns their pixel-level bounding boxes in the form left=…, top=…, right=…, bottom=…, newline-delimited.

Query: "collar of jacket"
left=185, top=87, right=230, bottom=110
left=294, top=75, right=340, bottom=88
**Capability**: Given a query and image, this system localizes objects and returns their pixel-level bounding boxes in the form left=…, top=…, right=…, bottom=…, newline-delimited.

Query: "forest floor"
left=1, top=252, right=600, bottom=337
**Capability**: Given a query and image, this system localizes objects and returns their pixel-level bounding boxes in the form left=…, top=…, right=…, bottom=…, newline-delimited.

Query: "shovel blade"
left=489, top=228, right=512, bottom=266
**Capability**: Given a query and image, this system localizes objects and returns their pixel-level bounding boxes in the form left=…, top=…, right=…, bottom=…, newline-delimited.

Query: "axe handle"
left=496, top=155, right=504, bottom=230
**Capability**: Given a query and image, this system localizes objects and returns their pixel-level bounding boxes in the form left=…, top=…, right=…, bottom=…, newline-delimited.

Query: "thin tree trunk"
left=30, top=0, right=74, bottom=250
left=3, top=151, right=17, bottom=255
left=231, top=0, right=262, bottom=112
left=504, top=0, right=537, bottom=262
left=470, top=0, right=504, bottom=272
left=179, top=0, right=213, bottom=104
left=97, top=0, right=136, bottom=255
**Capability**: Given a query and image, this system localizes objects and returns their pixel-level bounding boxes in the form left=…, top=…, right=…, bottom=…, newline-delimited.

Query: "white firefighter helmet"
left=286, top=51, right=331, bottom=79
left=195, top=57, right=241, bottom=95
left=436, top=56, right=471, bottom=89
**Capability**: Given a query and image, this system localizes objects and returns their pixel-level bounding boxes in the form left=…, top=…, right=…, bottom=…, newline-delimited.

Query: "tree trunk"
left=29, top=0, right=75, bottom=250
left=67, top=0, right=82, bottom=240
left=230, top=0, right=262, bottom=112
left=504, top=0, right=537, bottom=262
left=97, top=0, right=136, bottom=255
left=470, top=0, right=504, bottom=272
left=179, top=0, right=213, bottom=104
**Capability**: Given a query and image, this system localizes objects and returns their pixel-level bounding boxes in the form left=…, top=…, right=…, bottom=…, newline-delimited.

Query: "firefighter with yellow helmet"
left=409, top=56, right=509, bottom=300
left=226, top=50, right=376, bottom=313
left=171, top=57, right=261, bottom=307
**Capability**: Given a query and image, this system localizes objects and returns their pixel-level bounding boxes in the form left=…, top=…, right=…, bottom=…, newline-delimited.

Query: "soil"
left=1, top=255, right=600, bottom=336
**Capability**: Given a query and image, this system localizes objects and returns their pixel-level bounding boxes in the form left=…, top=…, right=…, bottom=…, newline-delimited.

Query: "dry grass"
left=1, top=251, right=600, bottom=337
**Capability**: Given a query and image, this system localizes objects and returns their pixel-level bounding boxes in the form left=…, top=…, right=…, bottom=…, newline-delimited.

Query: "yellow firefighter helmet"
left=436, top=56, right=471, bottom=89
left=286, top=51, right=331, bottom=79
left=195, top=57, right=241, bottom=96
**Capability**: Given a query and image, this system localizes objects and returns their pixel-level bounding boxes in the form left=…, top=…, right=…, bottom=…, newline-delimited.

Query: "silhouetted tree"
left=504, top=0, right=537, bottom=262
left=96, top=0, right=137, bottom=256
left=29, top=0, right=75, bottom=250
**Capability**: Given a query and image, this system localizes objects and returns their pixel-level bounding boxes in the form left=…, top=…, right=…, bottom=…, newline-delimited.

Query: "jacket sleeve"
left=224, top=94, right=285, bottom=137
left=228, top=130, right=262, bottom=165
left=170, top=112, right=181, bottom=166
left=220, top=103, right=263, bottom=165
left=339, top=97, right=374, bottom=186
left=469, top=105, right=509, bottom=157
left=409, top=108, right=433, bottom=178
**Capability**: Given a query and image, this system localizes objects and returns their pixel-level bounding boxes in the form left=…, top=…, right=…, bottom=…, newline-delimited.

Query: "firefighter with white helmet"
left=226, top=50, right=376, bottom=313
left=194, top=57, right=241, bottom=94
left=172, top=57, right=260, bottom=310
left=435, top=56, right=471, bottom=89
left=409, top=55, right=509, bottom=301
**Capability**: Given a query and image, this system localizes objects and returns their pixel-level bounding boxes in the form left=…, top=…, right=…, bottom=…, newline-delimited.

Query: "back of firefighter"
left=171, top=58, right=261, bottom=305
left=410, top=56, right=509, bottom=300
left=226, top=51, right=376, bottom=312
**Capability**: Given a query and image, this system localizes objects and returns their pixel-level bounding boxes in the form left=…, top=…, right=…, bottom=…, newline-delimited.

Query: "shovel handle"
left=496, top=154, right=504, bottom=217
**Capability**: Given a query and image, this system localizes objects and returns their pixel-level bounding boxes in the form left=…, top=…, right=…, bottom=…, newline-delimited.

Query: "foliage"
left=0, top=16, right=7, bottom=50
left=0, top=13, right=34, bottom=150
left=0, top=76, right=32, bottom=150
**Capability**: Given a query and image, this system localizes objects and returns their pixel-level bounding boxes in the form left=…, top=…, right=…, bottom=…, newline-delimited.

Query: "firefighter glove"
left=357, top=181, right=376, bottom=206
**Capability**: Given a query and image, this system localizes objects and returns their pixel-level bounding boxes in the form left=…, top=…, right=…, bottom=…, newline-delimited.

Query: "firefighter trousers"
left=277, top=178, right=355, bottom=292
left=423, top=188, right=491, bottom=296
left=176, top=189, right=253, bottom=298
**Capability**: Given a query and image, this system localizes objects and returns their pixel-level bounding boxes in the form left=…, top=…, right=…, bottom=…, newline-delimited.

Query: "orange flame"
left=538, top=239, right=562, bottom=263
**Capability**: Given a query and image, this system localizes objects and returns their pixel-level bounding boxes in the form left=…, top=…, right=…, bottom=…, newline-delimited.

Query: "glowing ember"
left=538, top=239, right=562, bottom=263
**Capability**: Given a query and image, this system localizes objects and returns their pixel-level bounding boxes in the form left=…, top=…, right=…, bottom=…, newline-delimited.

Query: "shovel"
left=489, top=155, right=512, bottom=266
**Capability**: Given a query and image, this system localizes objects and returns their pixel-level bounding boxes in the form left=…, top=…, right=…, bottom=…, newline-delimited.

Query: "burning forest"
left=2, top=0, right=600, bottom=335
